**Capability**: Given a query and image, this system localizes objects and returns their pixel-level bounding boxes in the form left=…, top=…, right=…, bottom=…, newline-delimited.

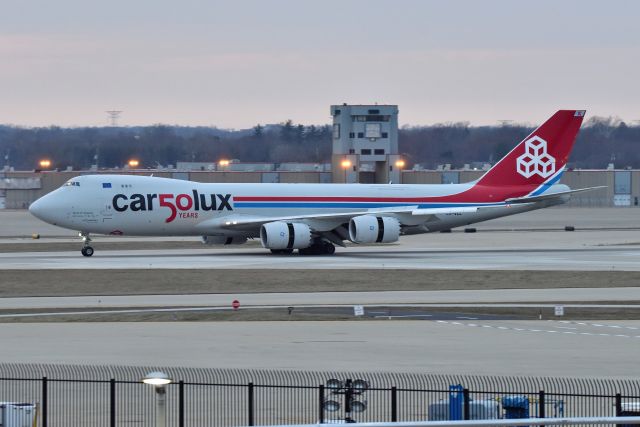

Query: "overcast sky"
left=1, top=0, right=638, bottom=128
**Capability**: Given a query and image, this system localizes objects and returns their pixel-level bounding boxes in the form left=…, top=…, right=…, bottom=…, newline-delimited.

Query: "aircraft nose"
left=29, top=193, right=61, bottom=224
left=28, top=197, right=46, bottom=220
left=29, top=190, right=78, bottom=228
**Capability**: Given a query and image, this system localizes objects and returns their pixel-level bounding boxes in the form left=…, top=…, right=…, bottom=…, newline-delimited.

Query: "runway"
left=1, top=242, right=638, bottom=270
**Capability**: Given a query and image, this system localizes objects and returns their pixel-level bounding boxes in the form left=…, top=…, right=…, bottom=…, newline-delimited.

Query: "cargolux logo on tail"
left=516, top=136, right=556, bottom=178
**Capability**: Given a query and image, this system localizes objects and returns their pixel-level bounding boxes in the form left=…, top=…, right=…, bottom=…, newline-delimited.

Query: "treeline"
left=0, top=121, right=333, bottom=170
left=0, top=117, right=638, bottom=170
left=402, top=116, right=640, bottom=169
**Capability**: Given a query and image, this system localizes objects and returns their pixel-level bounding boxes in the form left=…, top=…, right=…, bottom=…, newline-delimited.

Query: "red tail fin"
left=477, top=110, right=585, bottom=188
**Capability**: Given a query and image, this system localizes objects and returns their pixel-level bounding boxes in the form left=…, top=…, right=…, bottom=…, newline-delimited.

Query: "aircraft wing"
left=411, top=206, right=486, bottom=216
left=200, top=185, right=604, bottom=233
left=505, top=186, right=606, bottom=204
left=194, top=205, right=493, bottom=234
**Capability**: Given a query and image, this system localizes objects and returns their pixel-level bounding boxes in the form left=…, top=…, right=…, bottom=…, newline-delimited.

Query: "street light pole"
left=154, top=384, right=167, bottom=427
left=344, top=379, right=353, bottom=422
left=143, top=371, right=172, bottom=427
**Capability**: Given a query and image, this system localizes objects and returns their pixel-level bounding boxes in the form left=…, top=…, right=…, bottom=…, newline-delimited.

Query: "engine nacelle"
left=201, top=235, right=248, bottom=246
left=260, top=221, right=312, bottom=250
left=348, top=215, right=400, bottom=244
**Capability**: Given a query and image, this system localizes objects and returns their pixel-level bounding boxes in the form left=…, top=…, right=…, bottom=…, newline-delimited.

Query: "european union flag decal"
left=102, top=183, right=112, bottom=189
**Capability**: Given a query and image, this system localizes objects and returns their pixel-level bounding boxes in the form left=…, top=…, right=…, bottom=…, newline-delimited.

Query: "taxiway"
left=0, top=320, right=638, bottom=377
left=2, top=287, right=640, bottom=310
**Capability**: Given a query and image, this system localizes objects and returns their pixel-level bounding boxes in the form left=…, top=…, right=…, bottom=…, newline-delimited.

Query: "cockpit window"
left=63, top=181, right=80, bottom=187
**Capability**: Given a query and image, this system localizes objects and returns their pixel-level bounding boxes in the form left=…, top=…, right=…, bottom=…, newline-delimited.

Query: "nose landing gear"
left=81, top=246, right=94, bottom=257
left=79, top=232, right=94, bottom=257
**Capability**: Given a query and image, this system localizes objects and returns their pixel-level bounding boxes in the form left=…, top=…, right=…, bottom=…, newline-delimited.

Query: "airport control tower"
left=330, top=104, right=402, bottom=184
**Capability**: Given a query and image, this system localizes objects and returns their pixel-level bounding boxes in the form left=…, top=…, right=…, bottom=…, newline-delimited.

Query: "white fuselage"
left=29, top=174, right=564, bottom=237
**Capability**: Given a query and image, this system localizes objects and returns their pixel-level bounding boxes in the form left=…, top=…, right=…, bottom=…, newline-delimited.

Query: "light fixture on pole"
left=142, top=371, right=172, bottom=427
left=322, top=378, right=369, bottom=423
left=340, top=159, right=351, bottom=183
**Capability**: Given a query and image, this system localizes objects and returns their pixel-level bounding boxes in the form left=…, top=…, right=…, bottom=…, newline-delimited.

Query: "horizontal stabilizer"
left=505, top=186, right=606, bottom=204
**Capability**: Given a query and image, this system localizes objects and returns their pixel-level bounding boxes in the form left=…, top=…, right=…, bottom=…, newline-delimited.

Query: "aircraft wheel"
left=323, top=242, right=336, bottom=255
left=81, top=246, right=94, bottom=257
left=298, top=247, right=313, bottom=256
left=299, top=242, right=336, bottom=256
left=270, top=249, right=293, bottom=255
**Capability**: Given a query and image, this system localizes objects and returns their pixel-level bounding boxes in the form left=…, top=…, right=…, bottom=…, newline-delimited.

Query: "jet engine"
left=260, top=221, right=312, bottom=250
left=348, top=215, right=400, bottom=244
left=201, top=235, right=248, bottom=245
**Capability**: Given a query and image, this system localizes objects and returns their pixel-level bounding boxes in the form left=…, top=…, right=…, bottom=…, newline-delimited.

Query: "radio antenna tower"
left=106, top=110, right=123, bottom=126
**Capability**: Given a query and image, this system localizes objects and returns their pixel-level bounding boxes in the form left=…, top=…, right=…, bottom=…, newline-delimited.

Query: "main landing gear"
left=270, top=240, right=336, bottom=256
left=270, top=249, right=294, bottom=255
left=299, top=241, right=336, bottom=255
left=79, top=232, right=94, bottom=257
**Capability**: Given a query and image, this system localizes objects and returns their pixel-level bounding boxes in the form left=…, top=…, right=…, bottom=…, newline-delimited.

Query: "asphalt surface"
left=0, top=320, right=638, bottom=377
left=0, top=207, right=639, bottom=377
left=1, top=243, right=638, bottom=270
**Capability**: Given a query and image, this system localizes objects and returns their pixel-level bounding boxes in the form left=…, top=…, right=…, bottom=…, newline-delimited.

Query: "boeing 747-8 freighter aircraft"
left=29, top=110, right=600, bottom=256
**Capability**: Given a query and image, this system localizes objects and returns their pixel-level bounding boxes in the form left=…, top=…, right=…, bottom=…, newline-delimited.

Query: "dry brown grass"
left=1, top=269, right=638, bottom=297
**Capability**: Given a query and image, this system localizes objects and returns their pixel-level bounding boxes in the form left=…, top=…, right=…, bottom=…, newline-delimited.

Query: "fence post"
left=110, top=378, right=116, bottom=427
left=463, top=389, right=470, bottom=421
left=319, top=385, right=325, bottom=424
left=248, top=382, right=254, bottom=426
left=539, top=390, right=546, bottom=422
left=616, top=393, right=622, bottom=416
left=179, top=381, right=185, bottom=427
left=617, top=393, right=624, bottom=427
left=42, top=376, right=48, bottom=427
left=391, top=386, right=398, bottom=422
